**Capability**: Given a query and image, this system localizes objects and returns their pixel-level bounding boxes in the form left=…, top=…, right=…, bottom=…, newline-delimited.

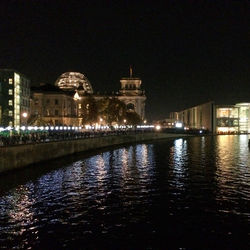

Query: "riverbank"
left=0, top=132, right=190, bottom=174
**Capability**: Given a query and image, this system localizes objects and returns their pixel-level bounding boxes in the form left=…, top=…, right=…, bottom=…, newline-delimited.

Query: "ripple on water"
left=0, top=136, right=249, bottom=249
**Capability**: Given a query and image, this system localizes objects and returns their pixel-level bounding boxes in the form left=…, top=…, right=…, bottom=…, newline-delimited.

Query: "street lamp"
left=21, top=112, right=28, bottom=126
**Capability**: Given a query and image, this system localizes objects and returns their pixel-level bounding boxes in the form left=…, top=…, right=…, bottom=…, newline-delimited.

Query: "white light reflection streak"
left=170, top=138, right=188, bottom=189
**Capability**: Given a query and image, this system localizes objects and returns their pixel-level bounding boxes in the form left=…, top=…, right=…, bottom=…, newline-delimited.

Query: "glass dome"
left=55, top=72, right=93, bottom=94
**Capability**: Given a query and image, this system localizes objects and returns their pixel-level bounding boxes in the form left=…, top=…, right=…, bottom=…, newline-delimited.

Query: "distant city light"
left=175, top=122, right=183, bottom=128
left=155, top=125, right=161, bottom=130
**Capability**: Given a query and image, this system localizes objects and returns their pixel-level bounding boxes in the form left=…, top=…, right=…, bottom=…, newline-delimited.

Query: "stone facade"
left=118, top=77, right=146, bottom=120
left=30, top=85, right=78, bottom=126
left=30, top=71, right=146, bottom=126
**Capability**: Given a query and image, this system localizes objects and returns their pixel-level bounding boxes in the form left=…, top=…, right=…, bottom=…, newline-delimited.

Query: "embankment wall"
left=0, top=133, right=188, bottom=174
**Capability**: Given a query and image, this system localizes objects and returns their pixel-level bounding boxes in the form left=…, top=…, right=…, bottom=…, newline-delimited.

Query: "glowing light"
left=22, top=112, right=28, bottom=118
left=73, top=91, right=81, bottom=101
left=175, top=122, right=183, bottom=128
left=156, top=125, right=161, bottom=130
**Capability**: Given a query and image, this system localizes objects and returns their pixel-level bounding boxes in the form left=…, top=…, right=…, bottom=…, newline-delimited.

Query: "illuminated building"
left=0, top=69, right=30, bottom=127
left=171, top=101, right=250, bottom=134
left=118, top=67, right=146, bottom=120
left=30, top=69, right=146, bottom=126
left=30, top=84, right=78, bottom=126
left=55, top=72, right=93, bottom=93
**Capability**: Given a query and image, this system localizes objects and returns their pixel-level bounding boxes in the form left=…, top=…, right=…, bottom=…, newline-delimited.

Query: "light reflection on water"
left=0, top=136, right=249, bottom=249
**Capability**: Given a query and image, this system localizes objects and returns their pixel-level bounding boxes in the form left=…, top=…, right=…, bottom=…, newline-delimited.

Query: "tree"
left=97, top=97, right=127, bottom=125
left=1, top=108, right=10, bottom=127
left=125, top=111, right=142, bottom=125
left=80, top=96, right=98, bottom=125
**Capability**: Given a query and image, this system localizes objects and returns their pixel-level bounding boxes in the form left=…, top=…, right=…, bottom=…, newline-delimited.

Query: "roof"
left=31, top=84, right=74, bottom=96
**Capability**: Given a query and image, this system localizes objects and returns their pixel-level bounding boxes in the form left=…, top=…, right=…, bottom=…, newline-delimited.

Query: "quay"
left=0, top=132, right=189, bottom=174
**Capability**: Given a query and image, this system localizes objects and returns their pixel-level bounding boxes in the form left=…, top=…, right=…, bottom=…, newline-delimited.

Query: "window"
left=127, top=103, right=135, bottom=110
left=9, top=89, right=13, bottom=95
left=34, top=98, right=39, bottom=105
left=8, top=100, right=13, bottom=106
left=9, top=110, right=13, bottom=116
left=55, top=110, right=59, bottom=116
left=9, top=78, right=13, bottom=84
left=78, top=104, right=82, bottom=109
left=55, top=99, right=59, bottom=105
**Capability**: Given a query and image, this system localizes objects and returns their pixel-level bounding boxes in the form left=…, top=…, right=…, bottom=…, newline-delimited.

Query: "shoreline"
left=0, top=132, right=192, bottom=174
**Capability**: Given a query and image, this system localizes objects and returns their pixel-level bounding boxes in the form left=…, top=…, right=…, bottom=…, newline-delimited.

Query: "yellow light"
left=156, top=125, right=161, bottom=130
left=22, top=112, right=28, bottom=118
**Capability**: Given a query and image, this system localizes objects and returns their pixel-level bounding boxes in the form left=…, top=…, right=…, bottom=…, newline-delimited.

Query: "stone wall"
left=0, top=133, right=188, bottom=174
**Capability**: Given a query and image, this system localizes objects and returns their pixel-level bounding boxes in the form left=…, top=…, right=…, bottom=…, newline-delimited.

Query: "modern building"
left=171, top=101, right=250, bottom=134
left=0, top=69, right=30, bottom=127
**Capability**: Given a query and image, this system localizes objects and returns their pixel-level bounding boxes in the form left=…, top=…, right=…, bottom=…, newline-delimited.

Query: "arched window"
left=127, top=103, right=135, bottom=110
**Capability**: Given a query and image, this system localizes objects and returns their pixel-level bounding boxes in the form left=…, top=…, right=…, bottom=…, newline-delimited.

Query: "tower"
left=118, top=67, right=146, bottom=120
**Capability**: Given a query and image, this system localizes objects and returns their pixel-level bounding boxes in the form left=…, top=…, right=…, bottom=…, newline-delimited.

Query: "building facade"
left=30, top=70, right=146, bottom=126
left=171, top=101, right=250, bottom=134
left=0, top=69, right=30, bottom=127
left=30, top=84, right=78, bottom=126
left=118, top=76, right=146, bottom=120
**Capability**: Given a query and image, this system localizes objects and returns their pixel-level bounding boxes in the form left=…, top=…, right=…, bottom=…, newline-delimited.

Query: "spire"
left=129, top=65, right=133, bottom=78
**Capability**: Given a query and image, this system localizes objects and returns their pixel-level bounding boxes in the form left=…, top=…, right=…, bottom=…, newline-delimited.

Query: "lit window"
left=78, top=104, right=82, bottom=109
left=9, top=78, right=13, bottom=84
left=8, top=100, right=13, bottom=106
left=9, top=89, right=13, bottom=95
left=9, top=110, right=13, bottom=116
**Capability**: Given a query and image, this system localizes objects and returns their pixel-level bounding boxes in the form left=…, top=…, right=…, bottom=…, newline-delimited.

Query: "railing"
left=0, top=128, right=155, bottom=147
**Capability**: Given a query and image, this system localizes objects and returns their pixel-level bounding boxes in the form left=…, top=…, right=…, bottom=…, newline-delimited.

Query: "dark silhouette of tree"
left=125, top=111, right=142, bottom=125
left=1, top=108, right=10, bottom=127
left=97, top=97, right=127, bottom=125
left=81, top=96, right=98, bottom=125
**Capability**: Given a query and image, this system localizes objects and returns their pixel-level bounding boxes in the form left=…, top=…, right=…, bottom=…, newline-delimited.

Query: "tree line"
left=79, top=96, right=142, bottom=125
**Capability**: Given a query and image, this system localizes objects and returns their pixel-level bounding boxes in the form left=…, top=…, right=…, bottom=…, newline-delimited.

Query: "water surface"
left=0, top=135, right=249, bottom=249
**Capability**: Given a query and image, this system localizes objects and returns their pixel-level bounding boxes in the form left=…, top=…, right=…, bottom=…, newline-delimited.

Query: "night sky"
left=1, top=0, right=249, bottom=121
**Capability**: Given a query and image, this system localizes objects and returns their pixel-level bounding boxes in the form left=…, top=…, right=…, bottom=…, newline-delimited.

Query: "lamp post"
left=22, top=112, right=28, bottom=126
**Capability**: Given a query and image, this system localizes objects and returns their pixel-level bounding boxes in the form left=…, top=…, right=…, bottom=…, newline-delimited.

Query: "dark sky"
left=1, top=0, right=249, bottom=121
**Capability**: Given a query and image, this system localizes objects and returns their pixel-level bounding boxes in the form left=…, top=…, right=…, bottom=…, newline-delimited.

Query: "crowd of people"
left=0, top=128, right=153, bottom=147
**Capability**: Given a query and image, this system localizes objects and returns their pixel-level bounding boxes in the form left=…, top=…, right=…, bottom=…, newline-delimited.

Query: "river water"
left=0, top=135, right=249, bottom=249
